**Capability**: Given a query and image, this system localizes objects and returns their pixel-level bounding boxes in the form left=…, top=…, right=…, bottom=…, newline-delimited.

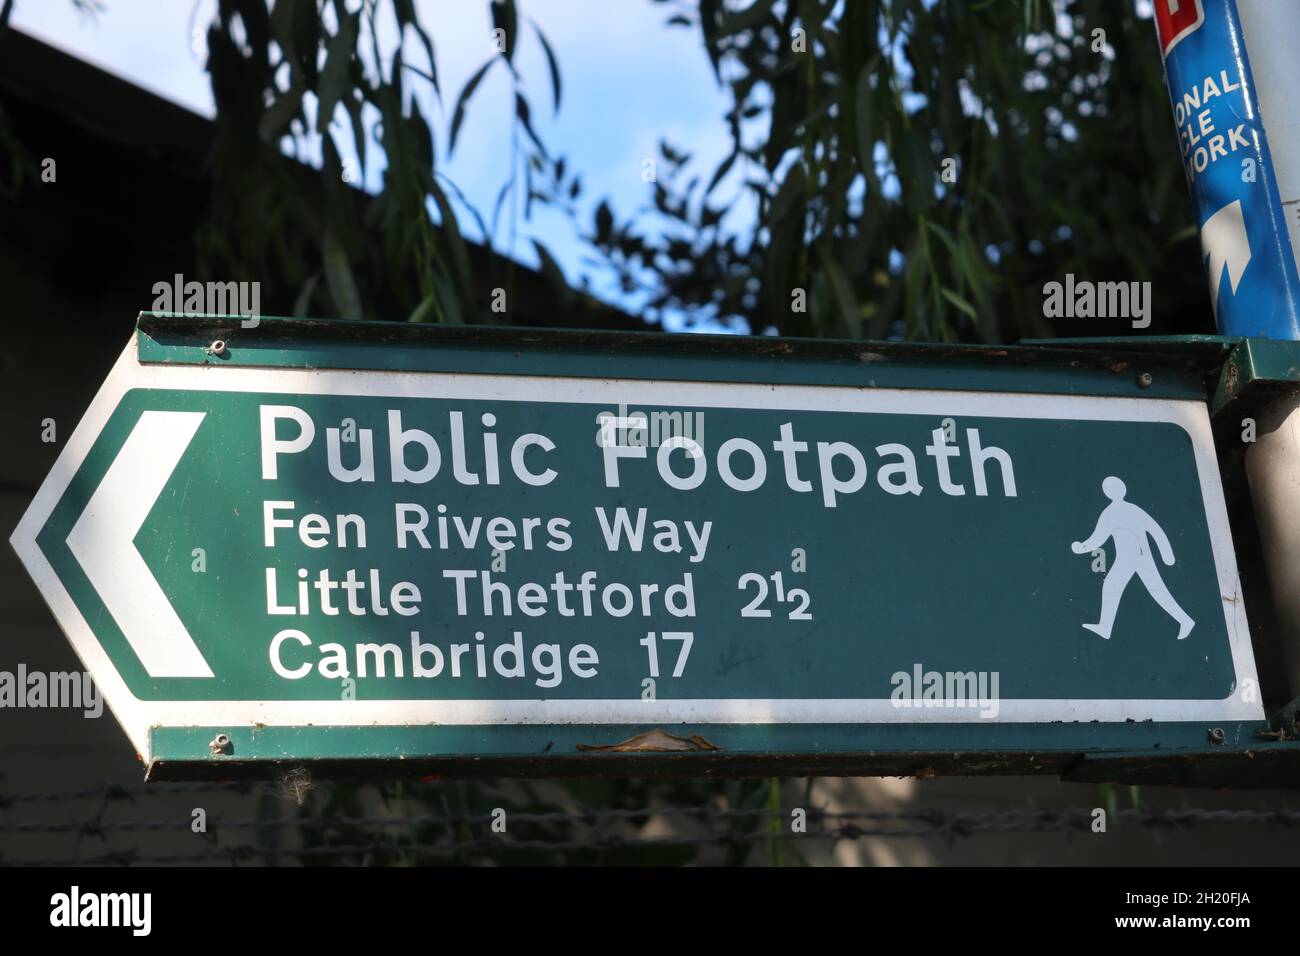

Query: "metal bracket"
left=1210, top=337, right=1300, bottom=419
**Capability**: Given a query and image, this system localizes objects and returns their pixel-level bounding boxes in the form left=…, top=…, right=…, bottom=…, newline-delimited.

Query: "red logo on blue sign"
left=1156, top=0, right=1205, bottom=57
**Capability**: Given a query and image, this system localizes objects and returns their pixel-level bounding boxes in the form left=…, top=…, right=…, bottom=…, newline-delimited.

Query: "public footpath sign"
left=10, top=317, right=1273, bottom=779
left=1155, top=0, right=1300, bottom=339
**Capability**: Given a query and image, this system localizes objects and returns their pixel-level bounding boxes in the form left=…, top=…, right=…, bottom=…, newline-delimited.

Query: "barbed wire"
left=6, top=805, right=1300, bottom=836
left=4, top=783, right=1299, bottom=866
left=0, top=782, right=246, bottom=809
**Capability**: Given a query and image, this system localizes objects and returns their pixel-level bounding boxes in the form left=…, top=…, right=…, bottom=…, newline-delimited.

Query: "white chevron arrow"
left=1201, top=199, right=1252, bottom=318
left=66, top=410, right=213, bottom=678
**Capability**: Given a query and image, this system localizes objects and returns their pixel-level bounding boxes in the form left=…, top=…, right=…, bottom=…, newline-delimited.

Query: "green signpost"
left=11, top=316, right=1294, bottom=781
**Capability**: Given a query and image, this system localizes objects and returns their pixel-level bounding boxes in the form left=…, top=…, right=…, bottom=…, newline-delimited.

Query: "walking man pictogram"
left=1071, top=476, right=1195, bottom=641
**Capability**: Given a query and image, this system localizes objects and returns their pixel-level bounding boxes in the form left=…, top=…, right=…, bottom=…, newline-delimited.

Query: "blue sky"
left=11, top=0, right=751, bottom=329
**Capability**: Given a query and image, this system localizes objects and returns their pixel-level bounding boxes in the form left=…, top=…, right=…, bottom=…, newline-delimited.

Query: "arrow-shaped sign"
left=66, top=409, right=213, bottom=678
left=1201, top=199, right=1253, bottom=318
left=8, top=324, right=1265, bottom=772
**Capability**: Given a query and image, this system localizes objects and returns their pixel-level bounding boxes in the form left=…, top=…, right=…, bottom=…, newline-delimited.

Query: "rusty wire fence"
left=4, top=778, right=1300, bottom=866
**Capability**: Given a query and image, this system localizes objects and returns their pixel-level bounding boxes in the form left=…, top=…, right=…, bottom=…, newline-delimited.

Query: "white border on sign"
left=10, top=340, right=1262, bottom=761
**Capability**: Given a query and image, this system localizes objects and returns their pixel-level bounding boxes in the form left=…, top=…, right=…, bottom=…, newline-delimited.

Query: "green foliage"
left=3, top=0, right=1208, bottom=341
left=198, top=0, right=578, bottom=323
left=591, top=0, right=1202, bottom=340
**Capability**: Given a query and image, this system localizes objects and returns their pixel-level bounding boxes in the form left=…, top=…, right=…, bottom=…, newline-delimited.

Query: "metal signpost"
left=11, top=315, right=1298, bottom=782
left=1155, top=0, right=1300, bottom=712
left=1156, top=0, right=1300, bottom=339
